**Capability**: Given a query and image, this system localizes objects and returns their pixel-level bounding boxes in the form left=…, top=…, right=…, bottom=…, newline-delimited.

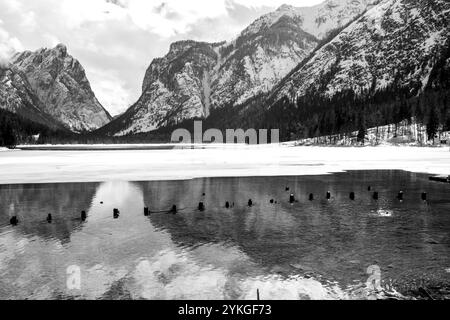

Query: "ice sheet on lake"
left=0, top=145, right=449, bottom=184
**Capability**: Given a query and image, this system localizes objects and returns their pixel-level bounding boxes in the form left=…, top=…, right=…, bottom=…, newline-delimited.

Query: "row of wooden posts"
left=8, top=188, right=428, bottom=225
left=140, top=187, right=427, bottom=216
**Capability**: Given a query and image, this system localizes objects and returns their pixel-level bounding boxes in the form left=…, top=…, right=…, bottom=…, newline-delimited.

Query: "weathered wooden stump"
left=289, top=194, right=295, bottom=204
left=10, top=216, right=18, bottom=226
left=421, top=192, right=427, bottom=201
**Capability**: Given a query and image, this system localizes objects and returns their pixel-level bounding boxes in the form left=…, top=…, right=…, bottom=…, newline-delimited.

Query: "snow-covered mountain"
left=271, top=0, right=450, bottom=102
left=103, top=0, right=378, bottom=136
left=7, top=44, right=112, bottom=132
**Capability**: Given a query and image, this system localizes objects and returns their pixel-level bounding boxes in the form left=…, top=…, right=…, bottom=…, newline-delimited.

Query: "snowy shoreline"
left=0, top=145, right=449, bottom=184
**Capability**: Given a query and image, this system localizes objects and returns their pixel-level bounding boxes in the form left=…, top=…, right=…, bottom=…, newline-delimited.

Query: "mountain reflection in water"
left=0, top=171, right=449, bottom=300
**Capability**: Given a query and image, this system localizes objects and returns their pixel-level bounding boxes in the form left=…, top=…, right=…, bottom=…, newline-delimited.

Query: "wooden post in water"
left=289, top=194, right=295, bottom=204
left=10, top=216, right=18, bottom=226
left=257, top=288, right=260, bottom=301
left=421, top=192, right=427, bottom=201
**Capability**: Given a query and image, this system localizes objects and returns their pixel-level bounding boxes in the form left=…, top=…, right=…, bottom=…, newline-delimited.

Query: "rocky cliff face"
left=112, top=41, right=220, bottom=135
left=272, top=0, right=450, bottom=102
left=10, top=44, right=112, bottom=132
left=0, top=63, right=63, bottom=129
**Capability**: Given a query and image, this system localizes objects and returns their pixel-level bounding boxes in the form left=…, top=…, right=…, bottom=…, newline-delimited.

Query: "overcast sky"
left=0, top=0, right=323, bottom=115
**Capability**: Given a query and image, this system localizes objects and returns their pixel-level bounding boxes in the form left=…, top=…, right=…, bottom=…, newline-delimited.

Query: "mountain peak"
left=242, top=0, right=376, bottom=40
left=54, top=43, right=68, bottom=57
left=276, top=4, right=297, bottom=12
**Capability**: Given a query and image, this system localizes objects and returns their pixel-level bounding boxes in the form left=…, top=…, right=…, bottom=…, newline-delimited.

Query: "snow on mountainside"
left=0, top=63, right=64, bottom=129
left=272, top=0, right=450, bottom=102
left=210, top=16, right=318, bottom=108
left=104, top=0, right=376, bottom=136
left=241, top=0, right=380, bottom=40
left=11, top=44, right=112, bottom=132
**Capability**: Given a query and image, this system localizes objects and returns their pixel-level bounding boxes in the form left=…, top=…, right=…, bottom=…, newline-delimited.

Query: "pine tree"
left=357, top=125, right=367, bottom=145
left=1, top=121, right=17, bottom=148
left=426, top=106, right=439, bottom=142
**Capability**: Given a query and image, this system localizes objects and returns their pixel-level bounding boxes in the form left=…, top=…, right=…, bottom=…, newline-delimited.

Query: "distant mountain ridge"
left=241, top=0, right=380, bottom=40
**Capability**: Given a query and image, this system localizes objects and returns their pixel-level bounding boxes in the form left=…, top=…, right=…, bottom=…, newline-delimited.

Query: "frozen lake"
left=0, top=171, right=449, bottom=300
left=1, top=145, right=450, bottom=184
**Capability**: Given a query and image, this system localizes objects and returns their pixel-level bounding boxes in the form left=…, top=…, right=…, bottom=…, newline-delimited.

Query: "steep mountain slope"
left=102, top=0, right=377, bottom=136
left=11, top=44, right=112, bottom=132
left=110, top=41, right=221, bottom=135
left=0, top=63, right=63, bottom=130
left=271, top=0, right=450, bottom=102
left=209, top=15, right=318, bottom=109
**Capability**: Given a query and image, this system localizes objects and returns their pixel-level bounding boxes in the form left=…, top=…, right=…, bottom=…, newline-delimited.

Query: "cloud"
left=0, top=0, right=323, bottom=115
left=0, top=22, right=24, bottom=63
left=88, top=68, right=134, bottom=116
